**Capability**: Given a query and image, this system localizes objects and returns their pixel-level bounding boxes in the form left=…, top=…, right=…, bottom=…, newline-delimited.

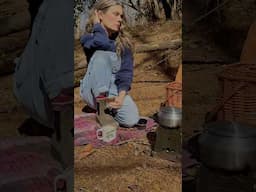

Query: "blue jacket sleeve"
left=80, top=23, right=115, bottom=51
left=115, top=48, right=134, bottom=93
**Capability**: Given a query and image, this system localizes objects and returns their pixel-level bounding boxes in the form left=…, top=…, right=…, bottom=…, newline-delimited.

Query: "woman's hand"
left=108, top=91, right=126, bottom=109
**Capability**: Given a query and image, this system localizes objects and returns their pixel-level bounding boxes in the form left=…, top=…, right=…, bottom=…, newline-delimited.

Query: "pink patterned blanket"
left=0, top=137, right=62, bottom=192
left=74, top=113, right=157, bottom=147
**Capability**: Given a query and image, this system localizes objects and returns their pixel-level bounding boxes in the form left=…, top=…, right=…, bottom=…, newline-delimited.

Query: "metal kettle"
left=199, top=121, right=256, bottom=171
left=157, top=106, right=182, bottom=128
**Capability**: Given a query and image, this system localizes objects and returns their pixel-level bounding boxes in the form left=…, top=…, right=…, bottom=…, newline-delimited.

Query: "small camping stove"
left=154, top=106, right=182, bottom=153
left=154, top=126, right=181, bottom=153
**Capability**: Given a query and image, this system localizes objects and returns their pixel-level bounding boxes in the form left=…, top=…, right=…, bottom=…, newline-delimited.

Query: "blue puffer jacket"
left=80, top=23, right=133, bottom=93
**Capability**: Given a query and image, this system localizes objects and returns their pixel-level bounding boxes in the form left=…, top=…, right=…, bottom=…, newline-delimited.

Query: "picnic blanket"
left=74, top=113, right=157, bottom=147
left=0, top=137, right=63, bottom=192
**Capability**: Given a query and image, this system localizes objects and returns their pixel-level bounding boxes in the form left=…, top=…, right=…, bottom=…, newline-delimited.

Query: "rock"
left=0, top=11, right=30, bottom=36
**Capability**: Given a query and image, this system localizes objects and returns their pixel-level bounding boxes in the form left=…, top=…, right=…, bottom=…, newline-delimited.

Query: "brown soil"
left=75, top=142, right=181, bottom=192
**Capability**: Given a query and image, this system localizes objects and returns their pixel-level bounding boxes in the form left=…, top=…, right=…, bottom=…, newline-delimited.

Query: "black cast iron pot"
left=199, top=121, right=256, bottom=171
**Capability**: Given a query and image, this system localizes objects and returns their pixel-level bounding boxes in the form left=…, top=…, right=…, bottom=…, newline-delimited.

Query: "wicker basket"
left=166, top=81, right=182, bottom=108
left=217, top=64, right=256, bottom=126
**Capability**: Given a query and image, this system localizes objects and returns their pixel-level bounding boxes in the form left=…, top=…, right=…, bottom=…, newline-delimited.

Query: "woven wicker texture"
left=166, top=81, right=182, bottom=108
left=217, top=64, right=256, bottom=126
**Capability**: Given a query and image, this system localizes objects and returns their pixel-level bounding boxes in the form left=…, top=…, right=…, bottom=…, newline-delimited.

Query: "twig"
left=120, top=0, right=146, bottom=16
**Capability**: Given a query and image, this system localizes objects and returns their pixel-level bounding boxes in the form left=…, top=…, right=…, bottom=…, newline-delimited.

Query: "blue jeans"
left=80, top=51, right=139, bottom=127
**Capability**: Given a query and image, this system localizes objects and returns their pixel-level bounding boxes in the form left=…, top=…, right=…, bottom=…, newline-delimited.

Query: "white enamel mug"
left=96, top=124, right=117, bottom=142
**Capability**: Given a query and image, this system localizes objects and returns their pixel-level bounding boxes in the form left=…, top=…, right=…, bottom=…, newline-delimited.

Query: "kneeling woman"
left=80, top=0, right=139, bottom=127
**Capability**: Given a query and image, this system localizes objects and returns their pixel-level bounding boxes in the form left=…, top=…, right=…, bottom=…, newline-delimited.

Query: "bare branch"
left=120, top=0, right=146, bottom=16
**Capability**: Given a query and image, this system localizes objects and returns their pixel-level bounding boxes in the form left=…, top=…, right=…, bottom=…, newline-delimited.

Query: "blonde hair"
left=85, top=0, right=133, bottom=56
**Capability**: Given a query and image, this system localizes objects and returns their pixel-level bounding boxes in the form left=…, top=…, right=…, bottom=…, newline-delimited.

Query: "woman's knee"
left=116, top=113, right=139, bottom=127
left=115, top=99, right=140, bottom=127
left=121, top=116, right=139, bottom=128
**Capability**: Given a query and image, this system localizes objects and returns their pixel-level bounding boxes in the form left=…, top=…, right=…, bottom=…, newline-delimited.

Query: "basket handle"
left=205, top=82, right=247, bottom=123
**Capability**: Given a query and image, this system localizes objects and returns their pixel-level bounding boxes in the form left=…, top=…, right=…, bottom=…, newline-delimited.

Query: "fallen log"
left=135, top=39, right=181, bottom=53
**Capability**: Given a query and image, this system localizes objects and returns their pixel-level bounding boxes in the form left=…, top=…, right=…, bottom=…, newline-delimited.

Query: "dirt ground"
left=75, top=143, right=181, bottom=192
